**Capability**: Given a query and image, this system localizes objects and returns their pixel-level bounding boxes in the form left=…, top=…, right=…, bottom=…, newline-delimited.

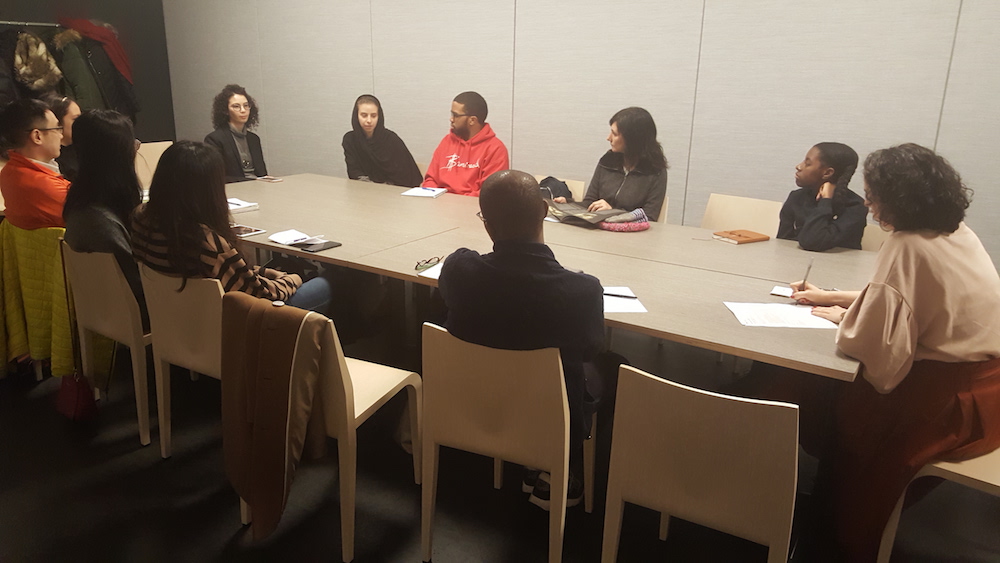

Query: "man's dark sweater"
left=777, top=187, right=867, bottom=251
left=438, top=241, right=605, bottom=449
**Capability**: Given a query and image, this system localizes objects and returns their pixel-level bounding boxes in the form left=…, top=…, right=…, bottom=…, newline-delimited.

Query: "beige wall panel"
left=685, top=1, right=959, bottom=227
left=369, top=0, right=515, bottom=171
left=935, top=0, right=1000, bottom=265
left=256, top=0, right=374, bottom=177
left=163, top=0, right=266, bottom=144
left=512, top=0, right=703, bottom=224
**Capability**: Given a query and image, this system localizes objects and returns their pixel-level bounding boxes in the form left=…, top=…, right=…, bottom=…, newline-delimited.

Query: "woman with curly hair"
left=778, top=142, right=867, bottom=251
left=555, top=107, right=668, bottom=221
left=204, top=84, right=268, bottom=183
left=789, top=143, right=1000, bottom=561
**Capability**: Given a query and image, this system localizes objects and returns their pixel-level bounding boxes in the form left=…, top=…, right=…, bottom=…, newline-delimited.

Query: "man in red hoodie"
left=422, top=91, right=509, bottom=196
left=0, top=99, right=70, bottom=229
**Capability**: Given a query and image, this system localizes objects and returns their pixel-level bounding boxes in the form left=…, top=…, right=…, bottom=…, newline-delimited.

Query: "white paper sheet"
left=401, top=187, right=446, bottom=198
left=723, top=302, right=838, bottom=329
left=603, top=286, right=647, bottom=313
left=770, top=285, right=794, bottom=298
left=418, top=262, right=444, bottom=279
left=268, top=229, right=324, bottom=245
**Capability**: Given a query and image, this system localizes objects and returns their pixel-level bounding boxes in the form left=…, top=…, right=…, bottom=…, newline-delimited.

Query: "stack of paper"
left=228, top=198, right=259, bottom=214
left=603, top=287, right=647, bottom=313
left=268, top=229, right=325, bottom=246
left=402, top=187, right=447, bottom=198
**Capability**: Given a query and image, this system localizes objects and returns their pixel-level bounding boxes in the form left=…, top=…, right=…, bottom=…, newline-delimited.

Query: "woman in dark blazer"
left=204, top=84, right=267, bottom=183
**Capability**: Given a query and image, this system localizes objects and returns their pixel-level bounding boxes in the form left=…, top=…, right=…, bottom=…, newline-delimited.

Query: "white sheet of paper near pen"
left=771, top=285, right=794, bottom=298
left=603, top=286, right=647, bottom=313
left=418, top=262, right=444, bottom=279
left=724, top=302, right=837, bottom=329
left=268, top=229, right=324, bottom=245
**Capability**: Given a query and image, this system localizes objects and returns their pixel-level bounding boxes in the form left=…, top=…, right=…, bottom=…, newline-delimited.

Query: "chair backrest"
left=135, top=141, right=173, bottom=189
left=533, top=174, right=586, bottom=203
left=610, top=365, right=799, bottom=550
left=416, top=161, right=428, bottom=178
left=421, top=322, right=569, bottom=471
left=861, top=222, right=891, bottom=252
left=61, top=241, right=144, bottom=344
left=139, top=263, right=224, bottom=378
left=700, top=193, right=785, bottom=238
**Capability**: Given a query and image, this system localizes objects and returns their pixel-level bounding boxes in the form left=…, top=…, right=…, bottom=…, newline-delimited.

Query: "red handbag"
left=55, top=371, right=98, bottom=421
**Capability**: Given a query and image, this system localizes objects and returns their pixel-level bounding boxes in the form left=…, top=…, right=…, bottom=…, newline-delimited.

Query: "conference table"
left=226, top=174, right=879, bottom=382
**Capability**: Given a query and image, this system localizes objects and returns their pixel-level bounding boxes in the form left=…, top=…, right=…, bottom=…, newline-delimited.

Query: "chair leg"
left=131, top=343, right=151, bottom=446
left=407, top=383, right=422, bottom=485
left=584, top=414, right=597, bottom=513
left=338, top=432, right=357, bottom=563
left=658, top=513, right=670, bottom=541
left=877, top=485, right=909, bottom=563
left=33, top=360, right=43, bottom=381
left=421, top=442, right=439, bottom=562
left=154, top=357, right=172, bottom=458
left=240, top=498, right=252, bottom=526
left=548, top=463, right=569, bottom=563
left=78, top=327, right=97, bottom=398
left=601, top=495, right=624, bottom=563
left=493, top=458, right=504, bottom=489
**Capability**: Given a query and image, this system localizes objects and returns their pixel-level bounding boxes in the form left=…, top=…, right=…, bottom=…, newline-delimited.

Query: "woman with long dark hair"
left=204, top=84, right=268, bottom=183
left=558, top=107, right=668, bottom=221
left=777, top=142, right=867, bottom=251
left=131, top=141, right=330, bottom=312
left=342, top=94, right=422, bottom=187
left=63, top=109, right=147, bottom=320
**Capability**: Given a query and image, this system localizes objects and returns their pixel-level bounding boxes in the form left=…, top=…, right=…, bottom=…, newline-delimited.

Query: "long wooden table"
left=227, top=174, right=876, bottom=381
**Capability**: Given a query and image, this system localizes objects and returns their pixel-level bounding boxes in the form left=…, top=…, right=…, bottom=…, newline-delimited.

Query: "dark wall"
left=2, top=0, right=175, bottom=141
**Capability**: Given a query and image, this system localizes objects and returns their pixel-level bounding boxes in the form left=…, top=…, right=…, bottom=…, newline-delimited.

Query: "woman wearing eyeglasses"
left=204, top=84, right=268, bottom=183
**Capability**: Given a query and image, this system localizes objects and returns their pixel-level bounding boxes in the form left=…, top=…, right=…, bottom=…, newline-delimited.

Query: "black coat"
left=205, top=127, right=267, bottom=183
left=777, top=187, right=867, bottom=251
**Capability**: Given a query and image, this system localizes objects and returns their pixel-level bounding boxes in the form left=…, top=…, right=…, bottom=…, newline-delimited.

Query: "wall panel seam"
left=681, top=0, right=708, bottom=225
left=934, top=0, right=964, bottom=151
left=510, top=0, right=518, bottom=166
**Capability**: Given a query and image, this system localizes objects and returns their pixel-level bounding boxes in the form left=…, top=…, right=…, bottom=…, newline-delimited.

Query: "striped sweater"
left=131, top=208, right=301, bottom=301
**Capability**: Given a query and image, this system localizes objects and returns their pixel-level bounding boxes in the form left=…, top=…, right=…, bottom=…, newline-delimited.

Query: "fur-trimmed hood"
left=14, top=32, right=62, bottom=91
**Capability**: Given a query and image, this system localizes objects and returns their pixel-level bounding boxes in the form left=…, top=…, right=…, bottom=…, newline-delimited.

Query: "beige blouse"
left=837, top=222, right=1000, bottom=393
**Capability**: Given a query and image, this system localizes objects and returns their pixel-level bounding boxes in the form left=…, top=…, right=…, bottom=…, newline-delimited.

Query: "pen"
left=604, top=292, right=638, bottom=299
left=799, top=259, right=814, bottom=292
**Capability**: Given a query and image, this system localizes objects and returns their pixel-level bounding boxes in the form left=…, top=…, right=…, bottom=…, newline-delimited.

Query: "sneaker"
left=529, top=472, right=583, bottom=511
left=522, top=468, right=543, bottom=493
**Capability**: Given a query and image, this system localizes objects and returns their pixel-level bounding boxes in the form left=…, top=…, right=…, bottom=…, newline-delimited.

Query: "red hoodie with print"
left=421, top=123, right=509, bottom=196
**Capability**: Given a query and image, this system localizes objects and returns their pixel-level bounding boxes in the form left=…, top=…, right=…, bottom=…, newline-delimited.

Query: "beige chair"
left=421, top=322, right=574, bottom=563
left=601, top=365, right=799, bottom=563
left=534, top=174, right=586, bottom=203
left=416, top=161, right=427, bottom=178
left=862, top=222, right=891, bottom=252
left=877, top=449, right=1000, bottom=563
left=135, top=141, right=172, bottom=189
left=61, top=241, right=151, bottom=446
left=138, top=263, right=224, bottom=458
left=228, top=297, right=422, bottom=563
left=700, top=193, right=785, bottom=238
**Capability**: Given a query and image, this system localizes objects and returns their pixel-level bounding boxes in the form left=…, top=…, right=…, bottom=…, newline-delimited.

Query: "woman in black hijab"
left=342, top=95, right=422, bottom=187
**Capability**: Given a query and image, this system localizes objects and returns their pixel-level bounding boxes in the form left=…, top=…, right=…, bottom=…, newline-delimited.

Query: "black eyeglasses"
left=450, top=112, right=469, bottom=119
left=415, top=256, right=442, bottom=271
left=28, top=127, right=63, bottom=133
